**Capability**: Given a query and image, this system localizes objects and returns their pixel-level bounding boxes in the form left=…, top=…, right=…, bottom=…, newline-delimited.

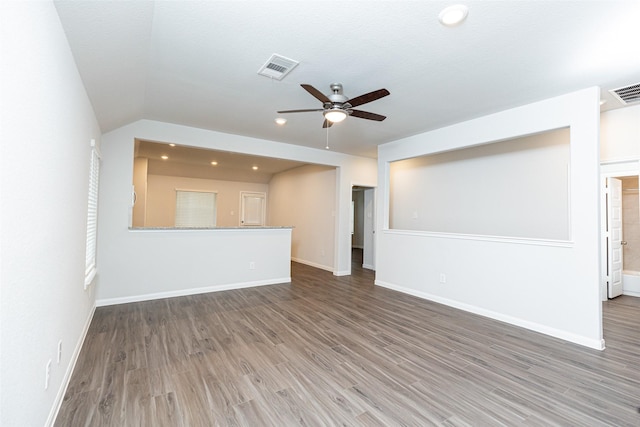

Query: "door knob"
left=621, top=241, right=627, bottom=246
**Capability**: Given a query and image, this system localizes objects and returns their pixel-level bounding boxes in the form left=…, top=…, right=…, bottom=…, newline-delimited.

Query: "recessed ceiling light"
left=439, top=5, right=469, bottom=27
left=211, top=161, right=218, bottom=166
left=252, top=166, right=259, bottom=171
left=161, top=155, right=169, bottom=160
left=275, top=118, right=287, bottom=125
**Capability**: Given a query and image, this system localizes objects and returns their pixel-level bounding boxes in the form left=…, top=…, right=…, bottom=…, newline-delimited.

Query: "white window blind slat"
left=85, top=144, right=100, bottom=287
left=175, top=190, right=217, bottom=227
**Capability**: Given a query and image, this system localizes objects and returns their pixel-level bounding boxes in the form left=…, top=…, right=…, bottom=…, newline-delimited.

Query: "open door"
left=606, top=177, right=623, bottom=298
left=362, top=188, right=375, bottom=270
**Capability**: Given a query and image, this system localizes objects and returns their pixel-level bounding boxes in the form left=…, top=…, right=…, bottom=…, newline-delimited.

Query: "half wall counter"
left=96, top=226, right=293, bottom=306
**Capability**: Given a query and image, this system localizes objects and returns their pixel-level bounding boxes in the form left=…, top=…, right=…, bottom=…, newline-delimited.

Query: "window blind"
left=84, top=141, right=100, bottom=288
left=175, top=190, right=217, bottom=227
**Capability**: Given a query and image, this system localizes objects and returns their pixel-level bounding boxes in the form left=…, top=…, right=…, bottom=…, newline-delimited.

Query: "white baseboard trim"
left=375, top=279, right=605, bottom=351
left=622, top=273, right=640, bottom=298
left=623, top=290, right=640, bottom=298
left=362, top=263, right=375, bottom=271
left=289, top=257, right=352, bottom=276
left=46, top=302, right=97, bottom=426
left=291, top=257, right=334, bottom=273
left=96, top=277, right=291, bottom=307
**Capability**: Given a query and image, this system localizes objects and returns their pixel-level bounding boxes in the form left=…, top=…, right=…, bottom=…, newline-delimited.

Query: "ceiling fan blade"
left=301, top=84, right=331, bottom=103
left=277, top=108, right=325, bottom=114
left=350, top=109, right=386, bottom=121
left=322, top=119, right=333, bottom=128
left=347, top=88, right=390, bottom=108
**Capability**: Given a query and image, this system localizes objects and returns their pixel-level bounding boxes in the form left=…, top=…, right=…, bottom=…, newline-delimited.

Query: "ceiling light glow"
left=161, top=155, right=169, bottom=160
left=211, top=161, right=218, bottom=165
left=324, top=109, right=348, bottom=123
left=275, top=117, right=287, bottom=125
left=252, top=166, right=259, bottom=170
left=439, top=5, right=468, bottom=27
left=169, top=143, right=176, bottom=147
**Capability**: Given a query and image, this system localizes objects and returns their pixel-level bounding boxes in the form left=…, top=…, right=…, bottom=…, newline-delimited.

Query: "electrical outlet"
left=45, top=359, right=52, bottom=389
left=249, top=261, right=255, bottom=270
left=439, top=273, right=447, bottom=284
left=57, top=340, right=63, bottom=364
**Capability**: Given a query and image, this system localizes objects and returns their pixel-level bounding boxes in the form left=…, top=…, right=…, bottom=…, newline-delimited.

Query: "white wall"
left=132, top=157, right=148, bottom=227
left=601, top=104, right=640, bottom=162
left=376, top=87, right=602, bottom=349
left=0, top=2, right=100, bottom=425
left=97, top=227, right=293, bottom=305
left=97, top=120, right=377, bottom=301
left=268, top=165, right=337, bottom=271
left=389, top=128, right=570, bottom=239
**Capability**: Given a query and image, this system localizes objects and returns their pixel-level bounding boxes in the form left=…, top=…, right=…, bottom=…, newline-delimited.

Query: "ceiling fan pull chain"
left=326, top=125, right=330, bottom=150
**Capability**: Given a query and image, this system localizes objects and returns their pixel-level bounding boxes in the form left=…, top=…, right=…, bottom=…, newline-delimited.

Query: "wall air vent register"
left=609, top=82, right=640, bottom=105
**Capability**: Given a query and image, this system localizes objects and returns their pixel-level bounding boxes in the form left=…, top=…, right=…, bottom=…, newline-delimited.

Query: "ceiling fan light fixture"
left=324, top=109, right=348, bottom=123
left=278, top=84, right=389, bottom=127
left=439, top=4, right=468, bottom=26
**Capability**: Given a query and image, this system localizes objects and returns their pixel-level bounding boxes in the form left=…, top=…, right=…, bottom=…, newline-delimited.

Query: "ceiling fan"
left=278, top=83, right=390, bottom=128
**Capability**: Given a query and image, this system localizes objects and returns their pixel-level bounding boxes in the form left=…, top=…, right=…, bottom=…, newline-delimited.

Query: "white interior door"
left=363, top=188, right=375, bottom=270
left=607, top=177, right=623, bottom=298
left=240, top=192, right=266, bottom=226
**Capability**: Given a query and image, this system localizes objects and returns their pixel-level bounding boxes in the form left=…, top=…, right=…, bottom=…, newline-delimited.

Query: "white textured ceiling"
left=54, top=1, right=640, bottom=158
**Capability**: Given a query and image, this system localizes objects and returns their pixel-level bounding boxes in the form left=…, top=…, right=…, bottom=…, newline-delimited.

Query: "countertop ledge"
left=129, top=226, right=294, bottom=231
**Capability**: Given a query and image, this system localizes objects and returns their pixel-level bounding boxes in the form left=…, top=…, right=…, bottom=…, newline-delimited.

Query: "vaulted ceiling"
left=54, top=1, right=640, bottom=158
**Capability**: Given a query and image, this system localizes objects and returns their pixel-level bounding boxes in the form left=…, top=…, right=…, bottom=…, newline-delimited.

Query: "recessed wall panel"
left=389, top=127, right=570, bottom=240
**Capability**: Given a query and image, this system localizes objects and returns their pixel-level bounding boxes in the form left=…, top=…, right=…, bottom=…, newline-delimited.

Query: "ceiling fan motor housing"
left=328, top=83, right=350, bottom=108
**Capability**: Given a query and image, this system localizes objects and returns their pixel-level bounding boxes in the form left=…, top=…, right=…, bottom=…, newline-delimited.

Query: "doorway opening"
left=352, top=186, right=376, bottom=271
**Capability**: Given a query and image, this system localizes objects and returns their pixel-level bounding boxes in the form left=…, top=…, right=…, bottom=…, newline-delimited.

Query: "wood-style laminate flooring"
left=56, top=251, right=640, bottom=426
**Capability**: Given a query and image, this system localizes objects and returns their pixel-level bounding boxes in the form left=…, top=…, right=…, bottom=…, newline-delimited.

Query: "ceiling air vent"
left=609, top=82, right=640, bottom=105
left=257, top=54, right=299, bottom=80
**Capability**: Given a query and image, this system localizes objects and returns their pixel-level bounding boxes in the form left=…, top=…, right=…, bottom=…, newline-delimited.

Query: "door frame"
left=600, top=160, right=640, bottom=301
left=351, top=184, right=376, bottom=271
